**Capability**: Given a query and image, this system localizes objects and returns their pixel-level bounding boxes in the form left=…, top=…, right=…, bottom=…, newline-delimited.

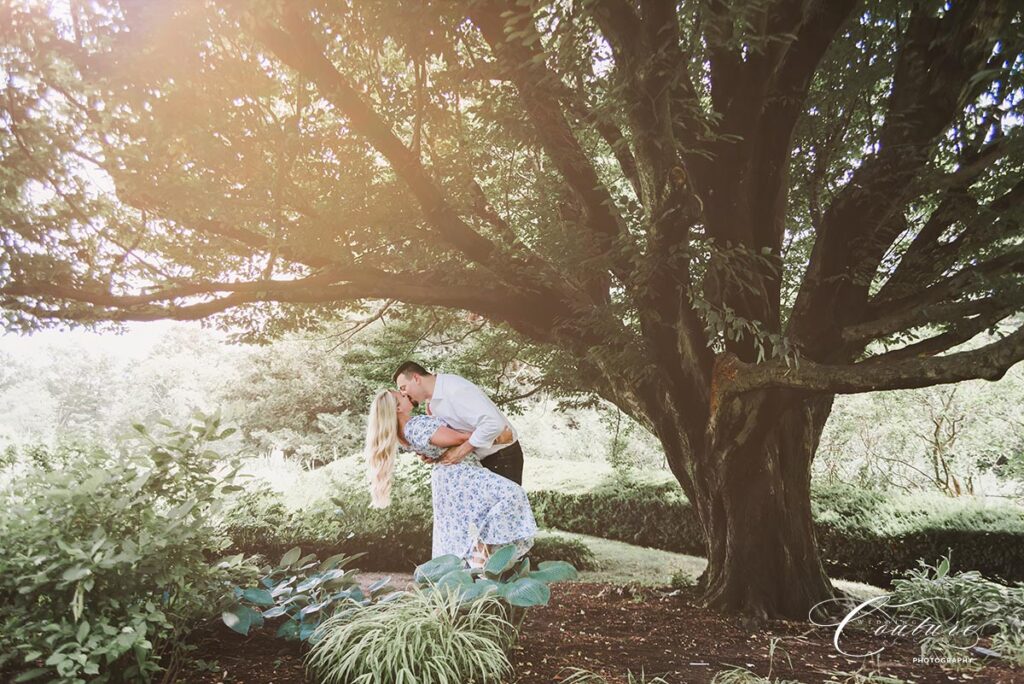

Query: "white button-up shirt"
left=428, top=373, right=518, bottom=458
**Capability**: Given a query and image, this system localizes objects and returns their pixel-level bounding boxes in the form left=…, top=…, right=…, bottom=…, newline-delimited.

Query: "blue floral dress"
left=402, top=414, right=537, bottom=563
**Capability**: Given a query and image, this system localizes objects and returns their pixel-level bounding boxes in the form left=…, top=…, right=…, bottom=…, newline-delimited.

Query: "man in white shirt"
left=392, top=361, right=524, bottom=485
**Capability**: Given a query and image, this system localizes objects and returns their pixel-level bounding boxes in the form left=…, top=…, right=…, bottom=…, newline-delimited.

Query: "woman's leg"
left=468, top=540, right=489, bottom=569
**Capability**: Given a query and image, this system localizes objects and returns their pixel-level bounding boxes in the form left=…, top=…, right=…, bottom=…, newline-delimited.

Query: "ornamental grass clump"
left=305, top=586, right=513, bottom=684
left=889, top=552, right=1024, bottom=667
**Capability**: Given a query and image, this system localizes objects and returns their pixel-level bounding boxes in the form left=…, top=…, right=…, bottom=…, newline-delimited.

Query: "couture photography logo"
left=807, top=593, right=1013, bottom=662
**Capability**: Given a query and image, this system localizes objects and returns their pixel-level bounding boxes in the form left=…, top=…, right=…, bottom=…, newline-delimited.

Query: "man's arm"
left=436, top=385, right=509, bottom=465
left=455, top=386, right=507, bottom=449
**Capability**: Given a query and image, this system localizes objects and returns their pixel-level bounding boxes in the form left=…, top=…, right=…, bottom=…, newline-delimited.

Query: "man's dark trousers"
left=481, top=441, right=524, bottom=485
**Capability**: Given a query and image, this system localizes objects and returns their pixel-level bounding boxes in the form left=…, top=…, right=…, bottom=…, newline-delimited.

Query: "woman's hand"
left=437, top=442, right=473, bottom=465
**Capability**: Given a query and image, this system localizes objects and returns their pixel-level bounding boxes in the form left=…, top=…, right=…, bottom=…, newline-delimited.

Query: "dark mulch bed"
left=180, top=580, right=1021, bottom=683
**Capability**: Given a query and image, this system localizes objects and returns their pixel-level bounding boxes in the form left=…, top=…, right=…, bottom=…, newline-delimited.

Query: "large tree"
left=2, top=0, right=1022, bottom=618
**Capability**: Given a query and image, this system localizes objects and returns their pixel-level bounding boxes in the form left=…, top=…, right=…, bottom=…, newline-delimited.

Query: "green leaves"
left=307, top=589, right=513, bottom=684
left=0, top=410, right=251, bottom=682
left=438, top=568, right=475, bottom=590
left=60, top=566, right=91, bottom=582
left=318, top=551, right=366, bottom=572
left=484, top=544, right=519, bottom=576
left=279, top=546, right=302, bottom=568
left=414, top=554, right=464, bottom=584
left=222, top=604, right=264, bottom=636
left=412, top=546, right=578, bottom=618
left=241, top=588, right=275, bottom=606
left=527, top=560, right=579, bottom=583
left=222, top=548, right=385, bottom=643
left=497, top=577, right=551, bottom=607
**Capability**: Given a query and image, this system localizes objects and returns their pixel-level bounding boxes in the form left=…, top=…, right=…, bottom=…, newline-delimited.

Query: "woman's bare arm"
left=429, top=425, right=472, bottom=448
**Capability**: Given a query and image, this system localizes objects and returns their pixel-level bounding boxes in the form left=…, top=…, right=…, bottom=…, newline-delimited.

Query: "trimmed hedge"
left=529, top=477, right=1024, bottom=587
left=222, top=471, right=1024, bottom=586
left=220, top=486, right=433, bottom=571
left=529, top=478, right=704, bottom=556
left=221, top=486, right=598, bottom=571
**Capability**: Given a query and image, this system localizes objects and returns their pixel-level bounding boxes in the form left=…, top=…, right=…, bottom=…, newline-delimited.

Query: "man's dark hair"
left=392, top=361, right=432, bottom=384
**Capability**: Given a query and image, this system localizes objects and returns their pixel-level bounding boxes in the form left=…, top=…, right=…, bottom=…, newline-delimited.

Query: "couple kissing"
left=364, top=361, right=538, bottom=569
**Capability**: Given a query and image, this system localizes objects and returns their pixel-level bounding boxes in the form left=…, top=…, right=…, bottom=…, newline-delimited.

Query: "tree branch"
left=1, top=263, right=570, bottom=340
left=844, top=288, right=1024, bottom=346
left=859, top=302, right=1021, bottom=365
left=465, top=0, right=635, bottom=288
left=790, top=0, right=1014, bottom=355
left=875, top=177, right=1024, bottom=303
left=248, top=7, right=502, bottom=272
left=724, top=320, right=1024, bottom=396
left=867, top=246, right=1024, bottom=323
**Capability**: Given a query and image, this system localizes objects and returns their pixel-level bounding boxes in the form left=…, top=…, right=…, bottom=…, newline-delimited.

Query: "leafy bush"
left=2, top=440, right=87, bottom=473
left=306, top=588, right=514, bottom=684
left=0, top=411, right=253, bottom=683
left=219, top=488, right=293, bottom=551
left=669, top=569, right=697, bottom=590
left=531, top=533, right=598, bottom=570
left=812, top=483, right=1024, bottom=586
left=221, top=546, right=400, bottom=642
left=529, top=475, right=704, bottom=554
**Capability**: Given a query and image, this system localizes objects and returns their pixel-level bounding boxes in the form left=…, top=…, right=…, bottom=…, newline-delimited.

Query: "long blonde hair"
left=365, top=389, right=399, bottom=508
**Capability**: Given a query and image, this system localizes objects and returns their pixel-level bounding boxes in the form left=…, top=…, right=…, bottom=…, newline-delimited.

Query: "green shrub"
left=669, top=569, right=697, bottom=590
left=529, top=474, right=705, bottom=555
left=530, top=533, right=598, bottom=570
left=221, top=458, right=435, bottom=568
left=220, top=480, right=433, bottom=570
left=219, top=488, right=292, bottom=551
left=306, top=588, right=513, bottom=684
left=222, top=486, right=598, bottom=574
left=812, top=483, right=1024, bottom=586
left=414, top=544, right=578, bottom=608
left=0, top=412, right=254, bottom=683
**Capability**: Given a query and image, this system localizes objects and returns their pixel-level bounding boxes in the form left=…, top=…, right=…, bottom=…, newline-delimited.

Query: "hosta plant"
left=221, top=546, right=400, bottom=642
left=413, top=543, right=578, bottom=632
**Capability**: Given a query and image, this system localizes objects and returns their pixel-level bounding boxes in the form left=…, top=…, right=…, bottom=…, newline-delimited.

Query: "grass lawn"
left=541, top=529, right=886, bottom=601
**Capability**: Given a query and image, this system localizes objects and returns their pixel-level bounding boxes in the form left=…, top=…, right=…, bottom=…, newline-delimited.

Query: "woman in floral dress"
left=364, top=389, right=537, bottom=567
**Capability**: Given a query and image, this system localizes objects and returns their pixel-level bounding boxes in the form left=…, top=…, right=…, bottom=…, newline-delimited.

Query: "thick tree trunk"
left=697, top=392, right=840, bottom=620
left=641, top=367, right=842, bottom=620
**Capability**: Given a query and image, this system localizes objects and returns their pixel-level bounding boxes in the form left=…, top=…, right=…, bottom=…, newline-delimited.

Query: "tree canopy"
left=1, top=0, right=1022, bottom=395
left=2, top=0, right=1023, bottom=618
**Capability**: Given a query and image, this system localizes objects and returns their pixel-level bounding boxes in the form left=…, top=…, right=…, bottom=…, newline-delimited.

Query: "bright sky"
left=0, top=320, right=224, bottom=362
